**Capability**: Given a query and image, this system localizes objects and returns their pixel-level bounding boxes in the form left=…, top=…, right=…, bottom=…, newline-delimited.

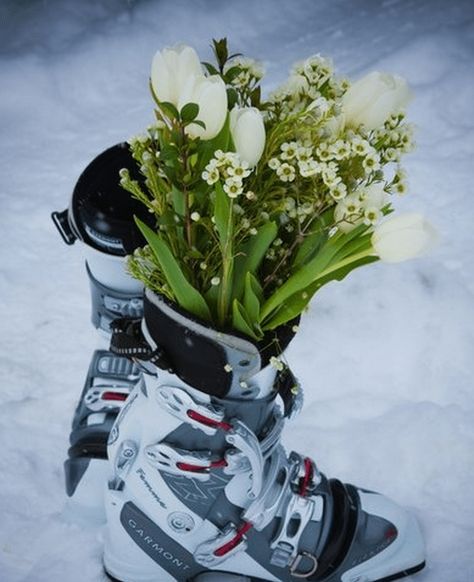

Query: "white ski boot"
left=52, top=143, right=153, bottom=521
left=103, top=290, right=426, bottom=582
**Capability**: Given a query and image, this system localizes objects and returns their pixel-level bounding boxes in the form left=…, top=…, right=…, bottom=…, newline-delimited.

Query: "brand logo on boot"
left=121, top=502, right=204, bottom=578
left=136, top=468, right=167, bottom=509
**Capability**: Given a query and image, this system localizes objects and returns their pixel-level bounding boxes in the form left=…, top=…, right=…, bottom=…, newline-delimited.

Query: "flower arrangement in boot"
left=121, top=38, right=436, bottom=341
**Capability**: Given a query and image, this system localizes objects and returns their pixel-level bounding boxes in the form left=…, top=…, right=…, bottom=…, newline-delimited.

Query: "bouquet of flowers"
left=121, top=39, right=435, bottom=341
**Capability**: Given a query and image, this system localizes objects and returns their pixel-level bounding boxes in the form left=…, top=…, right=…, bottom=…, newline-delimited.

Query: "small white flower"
left=200, top=262, right=207, bottom=270
left=245, top=190, right=257, bottom=200
left=249, top=227, right=258, bottom=235
left=191, top=212, right=201, bottom=222
left=330, top=140, right=352, bottom=161
left=351, top=137, right=371, bottom=156
left=362, top=152, right=380, bottom=173
left=330, top=183, right=348, bottom=201
left=394, top=181, right=407, bottom=195
left=269, top=356, right=284, bottom=371
left=202, top=168, right=220, bottom=185
left=296, top=145, right=313, bottom=162
left=277, top=163, right=296, bottom=182
left=269, top=157, right=281, bottom=170
left=280, top=141, right=298, bottom=160
left=298, top=159, right=320, bottom=178
left=227, top=161, right=251, bottom=180
left=223, top=178, right=243, bottom=198
left=363, top=206, right=381, bottom=226
left=211, top=276, right=221, bottom=286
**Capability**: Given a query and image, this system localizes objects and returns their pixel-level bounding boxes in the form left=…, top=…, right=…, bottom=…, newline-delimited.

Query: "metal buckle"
left=103, top=295, right=143, bottom=319
left=270, top=493, right=315, bottom=567
left=154, top=385, right=226, bottom=436
left=290, top=551, right=319, bottom=578
left=224, top=419, right=264, bottom=500
left=109, top=439, right=138, bottom=491
left=242, top=446, right=287, bottom=530
left=224, top=409, right=284, bottom=475
left=84, top=386, right=130, bottom=412
left=194, top=522, right=251, bottom=567
left=145, top=442, right=225, bottom=482
left=290, top=451, right=322, bottom=496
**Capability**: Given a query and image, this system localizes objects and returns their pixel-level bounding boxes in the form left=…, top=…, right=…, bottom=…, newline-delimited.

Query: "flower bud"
left=151, top=44, right=203, bottom=106
left=178, top=75, right=228, bottom=140
left=371, top=213, right=437, bottom=263
left=342, top=71, right=412, bottom=130
left=229, top=106, right=266, bottom=167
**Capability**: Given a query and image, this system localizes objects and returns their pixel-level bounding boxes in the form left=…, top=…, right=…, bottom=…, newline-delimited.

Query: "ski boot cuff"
left=141, top=289, right=299, bottom=399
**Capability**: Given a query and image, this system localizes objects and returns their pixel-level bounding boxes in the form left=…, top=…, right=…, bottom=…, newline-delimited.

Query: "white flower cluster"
left=334, top=183, right=389, bottom=232
left=202, top=150, right=252, bottom=198
left=269, top=54, right=347, bottom=120
left=224, top=56, right=265, bottom=89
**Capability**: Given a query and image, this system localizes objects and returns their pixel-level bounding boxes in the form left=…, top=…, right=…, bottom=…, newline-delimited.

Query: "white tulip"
left=178, top=75, right=228, bottom=140
left=364, top=183, right=389, bottom=209
left=229, top=107, right=266, bottom=167
left=371, top=213, right=437, bottom=263
left=342, top=71, right=412, bottom=130
left=151, top=44, right=203, bottom=106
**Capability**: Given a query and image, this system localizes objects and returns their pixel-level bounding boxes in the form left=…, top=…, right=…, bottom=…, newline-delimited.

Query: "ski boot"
left=52, top=143, right=152, bottom=521
left=103, top=289, right=426, bottom=581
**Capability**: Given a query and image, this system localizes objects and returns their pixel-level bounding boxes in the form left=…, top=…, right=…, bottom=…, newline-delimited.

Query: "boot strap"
left=109, top=318, right=172, bottom=370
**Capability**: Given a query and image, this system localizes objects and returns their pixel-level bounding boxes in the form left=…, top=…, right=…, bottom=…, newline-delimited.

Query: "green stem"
left=217, top=202, right=234, bottom=326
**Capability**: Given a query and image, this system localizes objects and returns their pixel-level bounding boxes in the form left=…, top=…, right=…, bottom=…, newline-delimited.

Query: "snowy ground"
left=1, top=0, right=473, bottom=580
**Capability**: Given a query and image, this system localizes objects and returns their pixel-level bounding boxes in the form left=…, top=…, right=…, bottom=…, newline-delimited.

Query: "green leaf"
left=135, top=218, right=211, bottom=321
left=232, top=221, right=278, bottom=302
left=293, top=208, right=335, bottom=268
left=171, top=185, right=185, bottom=218
left=160, top=144, right=179, bottom=165
left=214, top=182, right=231, bottom=248
left=197, top=113, right=231, bottom=171
left=260, top=238, right=342, bottom=321
left=243, top=272, right=261, bottom=326
left=202, top=61, right=219, bottom=76
left=250, top=86, right=261, bottom=107
left=158, top=101, right=180, bottom=120
left=293, top=230, right=327, bottom=270
left=190, top=119, right=207, bottom=130
left=224, top=65, right=242, bottom=83
left=232, top=299, right=259, bottom=340
left=263, top=255, right=379, bottom=330
left=227, top=88, right=239, bottom=110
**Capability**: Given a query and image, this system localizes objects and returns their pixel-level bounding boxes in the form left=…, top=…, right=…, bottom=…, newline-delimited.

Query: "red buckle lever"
left=186, top=409, right=232, bottom=432
left=214, top=522, right=253, bottom=557
left=101, top=391, right=128, bottom=402
left=176, top=458, right=228, bottom=473
left=298, top=457, right=314, bottom=497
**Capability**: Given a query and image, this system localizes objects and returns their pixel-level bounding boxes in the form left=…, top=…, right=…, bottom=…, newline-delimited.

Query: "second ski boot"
left=52, top=143, right=152, bottom=520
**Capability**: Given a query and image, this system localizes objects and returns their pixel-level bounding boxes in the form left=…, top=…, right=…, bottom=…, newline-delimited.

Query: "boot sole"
left=104, top=560, right=425, bottom=582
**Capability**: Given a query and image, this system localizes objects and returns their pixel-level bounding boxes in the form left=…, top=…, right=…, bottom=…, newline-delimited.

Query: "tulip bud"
left=342, top=71, right=412, bottom=130
left=229, top=107, right=266, bottom=167
left=151, top=44, right=203, bottom=106
left=371, top=213, right=437, bottom=263
left=178, top=75, right=228, bottom=140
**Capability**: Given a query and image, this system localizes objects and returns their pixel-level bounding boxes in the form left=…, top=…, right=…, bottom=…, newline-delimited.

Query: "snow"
left=1, top=0, right=473, bottom=580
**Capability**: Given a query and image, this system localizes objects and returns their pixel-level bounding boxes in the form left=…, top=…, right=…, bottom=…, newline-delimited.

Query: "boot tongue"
left=142, top=290, right=298, bottom=399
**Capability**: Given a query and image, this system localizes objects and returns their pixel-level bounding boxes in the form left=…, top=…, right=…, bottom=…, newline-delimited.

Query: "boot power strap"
left=109, top=318, right=172, bottom=370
